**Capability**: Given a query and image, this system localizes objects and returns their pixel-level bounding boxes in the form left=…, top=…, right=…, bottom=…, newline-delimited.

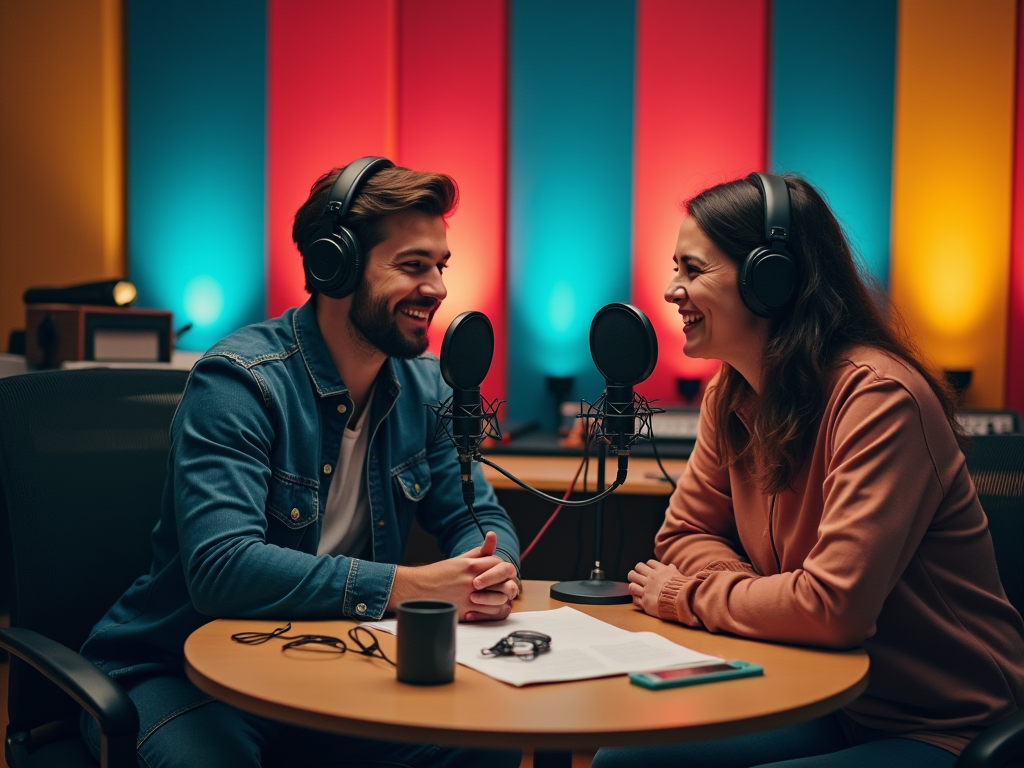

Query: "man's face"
left=349, top=210, right=449, bottom=359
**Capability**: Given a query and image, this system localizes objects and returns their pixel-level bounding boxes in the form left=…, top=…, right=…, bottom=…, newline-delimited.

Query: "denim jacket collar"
left=293, top=298, right=346, bottom=397
left=293, top=298, right=402, bottom=406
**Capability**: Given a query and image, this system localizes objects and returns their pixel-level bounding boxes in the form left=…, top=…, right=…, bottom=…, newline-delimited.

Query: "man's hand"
left=388, top=531, right=520, bottom=621
left=627, top=559, right=684, bottom=618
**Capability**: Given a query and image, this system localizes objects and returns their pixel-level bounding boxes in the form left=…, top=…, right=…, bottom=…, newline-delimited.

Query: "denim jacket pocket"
left=393, top=457, right=432, bottom=503
left=265, top=471, right=319, bottom=529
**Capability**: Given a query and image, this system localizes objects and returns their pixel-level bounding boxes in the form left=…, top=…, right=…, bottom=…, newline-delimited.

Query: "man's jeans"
left=81, top=673, right=521, bottom=768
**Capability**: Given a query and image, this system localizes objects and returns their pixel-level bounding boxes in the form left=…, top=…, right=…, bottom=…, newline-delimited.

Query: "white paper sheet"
left=365, top=606, right=722, bottom=687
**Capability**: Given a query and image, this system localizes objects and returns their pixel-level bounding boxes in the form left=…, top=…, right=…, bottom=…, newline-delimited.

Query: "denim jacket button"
left=323, top=464, right=332, bottom=475
left=377, top=520, right=385, bottom=528
left=355, top=603, right=367, bottom=615
left=337, top=403, right=347, bottom=414
left=413, top=483, right=421, bottom=493
left=290, top=508, right=300, bottom=520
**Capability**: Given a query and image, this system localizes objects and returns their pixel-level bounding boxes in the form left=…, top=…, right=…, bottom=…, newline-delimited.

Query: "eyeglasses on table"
left=231, top=622, right=395, bottom=665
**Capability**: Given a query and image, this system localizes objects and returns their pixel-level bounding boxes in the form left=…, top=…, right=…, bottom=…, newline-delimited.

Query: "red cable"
left=520, top=425, right=596, bottom=561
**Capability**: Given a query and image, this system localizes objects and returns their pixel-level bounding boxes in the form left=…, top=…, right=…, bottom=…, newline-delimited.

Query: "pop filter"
left=440, top=311, right=493, bottom=390
left=589, top=303, right=657, bottom=386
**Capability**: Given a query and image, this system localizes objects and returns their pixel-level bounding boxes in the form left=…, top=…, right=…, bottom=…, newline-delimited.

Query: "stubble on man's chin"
left=349, top=286, right=430, bottom=360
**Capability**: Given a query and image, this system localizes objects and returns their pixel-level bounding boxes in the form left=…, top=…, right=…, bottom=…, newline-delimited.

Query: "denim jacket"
left=81, top=300, right=519, bottom=680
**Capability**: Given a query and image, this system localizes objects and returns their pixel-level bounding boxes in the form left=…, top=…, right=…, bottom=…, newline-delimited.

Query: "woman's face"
left=665, top=216, right=769, bottom=378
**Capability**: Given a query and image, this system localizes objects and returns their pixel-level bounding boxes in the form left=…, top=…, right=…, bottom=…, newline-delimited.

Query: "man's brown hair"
left=292, top=163, right=459, bottom=293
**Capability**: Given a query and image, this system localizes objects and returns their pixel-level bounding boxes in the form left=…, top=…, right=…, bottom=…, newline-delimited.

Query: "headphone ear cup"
left=739, top=246, right=797, bottom=318
left=305, top=226, right=363, bottom=299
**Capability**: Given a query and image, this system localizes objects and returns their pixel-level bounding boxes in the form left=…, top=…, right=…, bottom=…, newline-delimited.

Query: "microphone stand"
left=549, top=398, right=632, bottom=605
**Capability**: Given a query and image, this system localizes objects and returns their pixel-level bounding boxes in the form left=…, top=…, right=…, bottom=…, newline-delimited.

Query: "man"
left=80, top=158, right=522, bottom=767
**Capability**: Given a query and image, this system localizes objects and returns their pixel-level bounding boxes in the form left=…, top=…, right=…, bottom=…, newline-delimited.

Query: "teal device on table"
left=629, top=660, right=763, bottom=690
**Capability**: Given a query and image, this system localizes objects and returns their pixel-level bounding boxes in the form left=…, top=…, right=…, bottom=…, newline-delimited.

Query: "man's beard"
left=349, top=281, right=432, bottom=359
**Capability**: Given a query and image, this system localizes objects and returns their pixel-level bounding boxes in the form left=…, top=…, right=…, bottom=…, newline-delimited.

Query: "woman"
left=594, top=174, right=1024, bottom=767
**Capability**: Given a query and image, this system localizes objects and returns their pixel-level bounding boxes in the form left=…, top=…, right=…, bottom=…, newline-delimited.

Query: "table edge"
left=185, top=657, right=869, bottom=751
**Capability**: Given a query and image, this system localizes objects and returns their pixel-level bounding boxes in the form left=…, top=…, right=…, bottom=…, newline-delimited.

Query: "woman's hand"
left=628, top=559, right=684, bottom=618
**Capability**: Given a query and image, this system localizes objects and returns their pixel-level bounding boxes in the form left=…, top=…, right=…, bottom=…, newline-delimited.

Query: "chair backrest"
left=963, top=434, right=1024, bottom=616
left=0, top=368, right=188, bottom=730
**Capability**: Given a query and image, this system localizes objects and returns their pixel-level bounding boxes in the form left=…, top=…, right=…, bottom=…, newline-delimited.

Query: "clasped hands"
left=628, top=559, right=684, bottom=618
left=388, top=530, right=520, bottom=622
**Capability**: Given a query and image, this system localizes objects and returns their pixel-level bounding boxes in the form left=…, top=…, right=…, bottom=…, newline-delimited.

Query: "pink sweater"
left=655, top=346, right=1024, bottom=755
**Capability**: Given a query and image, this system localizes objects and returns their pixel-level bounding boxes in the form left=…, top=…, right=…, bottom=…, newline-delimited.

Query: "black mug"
left=396, top=600, right=458, bottom=685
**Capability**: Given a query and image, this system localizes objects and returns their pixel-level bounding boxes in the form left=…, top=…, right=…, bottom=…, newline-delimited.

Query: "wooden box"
left=25, top=304, right=174, bottom=367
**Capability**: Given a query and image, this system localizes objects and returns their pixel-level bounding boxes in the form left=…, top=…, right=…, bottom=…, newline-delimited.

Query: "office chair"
left=0, top=368, right=412, bottom=768
left=956, top=433, right=1024, bottom=768
left=0, top=368, right=188, bottom=768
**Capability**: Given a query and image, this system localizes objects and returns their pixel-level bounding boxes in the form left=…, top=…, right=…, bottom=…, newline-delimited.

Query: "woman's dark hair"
left=292, top=164, right=459, bottom=293
left=686, top=175, right=964, bottom=493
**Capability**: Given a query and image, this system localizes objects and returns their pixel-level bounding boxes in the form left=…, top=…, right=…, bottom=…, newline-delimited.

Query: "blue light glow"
left=548, top=280, right=576, bottom=334
left=127, top=0, right=266, bottom=352
left=508, top=0, right=635, bottom=430
left=184, top=275, right=225, bottom=327
left=770, top=0, right=897, bottom=289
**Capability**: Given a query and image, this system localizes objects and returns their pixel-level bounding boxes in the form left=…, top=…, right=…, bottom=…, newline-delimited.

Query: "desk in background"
left=405, top=454, right=688, bottom=583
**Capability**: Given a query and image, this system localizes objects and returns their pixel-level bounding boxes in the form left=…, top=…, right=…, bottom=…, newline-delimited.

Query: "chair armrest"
left=956, top=709, right=1024, bottom=768
left=0, top=627, right=138, bottom=768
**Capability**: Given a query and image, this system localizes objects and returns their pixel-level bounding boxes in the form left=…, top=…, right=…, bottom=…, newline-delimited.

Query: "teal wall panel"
left=127, top=0, right=266, bottom=351
left=507, top=0, right=636, bottom=429
left=770, top=0, right=897, bottom=288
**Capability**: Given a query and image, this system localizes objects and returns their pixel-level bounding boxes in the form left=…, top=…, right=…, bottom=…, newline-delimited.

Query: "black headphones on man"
left=304, top=156, right=395, bottom=299
left=739, top=172, right=798, bottom=317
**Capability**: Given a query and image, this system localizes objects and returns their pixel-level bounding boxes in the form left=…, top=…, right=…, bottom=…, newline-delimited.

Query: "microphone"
left=549, top=303, right=660, bottom=605
left=428, top=311, right=639, bottom=524
left=23, top=278, right=137, bottom=307
left=586, top=302, right=660, bottom=474
left=432, top=311, right=503, bottom=538
left=427, top=307, right=660, bottom=559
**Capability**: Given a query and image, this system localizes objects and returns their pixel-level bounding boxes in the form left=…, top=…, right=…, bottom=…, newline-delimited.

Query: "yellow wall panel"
left=891, top=0, right=1016, bottom=407
left=0, top=0, right=124, bottom=352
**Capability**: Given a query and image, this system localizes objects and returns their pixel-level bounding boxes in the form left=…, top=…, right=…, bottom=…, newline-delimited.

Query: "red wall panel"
left=398, top=0, right=508, bottom=403
left=631, top=0, right=768, bottom=404
left=1009, top=0, right=1024, bottom=413
left=267, top=0, right=397, bottom=318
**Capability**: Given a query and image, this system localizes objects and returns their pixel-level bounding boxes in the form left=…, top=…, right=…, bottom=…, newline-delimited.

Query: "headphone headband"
left=749, top=172, right=791, bottom=244
left=323, top=156, right=395, bottom=221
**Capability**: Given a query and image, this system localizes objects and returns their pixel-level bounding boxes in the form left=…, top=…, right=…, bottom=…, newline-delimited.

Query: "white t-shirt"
left=317, top=387, right=375, bottom=558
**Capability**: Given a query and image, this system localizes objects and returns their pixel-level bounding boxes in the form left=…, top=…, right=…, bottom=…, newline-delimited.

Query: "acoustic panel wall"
left=771, top=0, right=897, bottom=289
left=1009, top=0, right=1024, bottom=415
left=0, top=0, right=124, bottom=353
left=266, top=0, right=397, bottom=319
left=890, top=0, right=1016, bottom=408
left=398, top=0, right=508, bottom=404
left=127, top=0, right=266, bottom=352
left=508, top=0, right=636, bottom=429
left=631, top=0, right=768, bottom=405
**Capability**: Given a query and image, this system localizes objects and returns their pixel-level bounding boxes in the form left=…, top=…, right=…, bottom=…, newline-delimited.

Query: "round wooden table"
left=185, top=580, right=868, bottom=758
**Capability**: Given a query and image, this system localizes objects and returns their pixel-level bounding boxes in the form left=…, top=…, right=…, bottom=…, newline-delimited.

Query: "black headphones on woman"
left=304, top=156, right=395, bottom=299
left=739, top=172, right=798, bottom=317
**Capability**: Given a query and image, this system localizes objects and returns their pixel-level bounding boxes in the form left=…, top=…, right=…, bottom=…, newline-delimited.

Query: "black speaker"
left=739, top=172, right=797, bottom=317
left=304, top=156, right=394, bottom=299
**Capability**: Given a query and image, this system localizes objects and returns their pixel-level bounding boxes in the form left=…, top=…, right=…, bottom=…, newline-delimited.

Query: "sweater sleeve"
left=654, top=382, right=752, bottom=575
left=661, top=369, right=948, bottom=649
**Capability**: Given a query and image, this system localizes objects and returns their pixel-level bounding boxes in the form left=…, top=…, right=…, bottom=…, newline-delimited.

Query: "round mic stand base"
left=549, top=578, right=632, bottom=605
